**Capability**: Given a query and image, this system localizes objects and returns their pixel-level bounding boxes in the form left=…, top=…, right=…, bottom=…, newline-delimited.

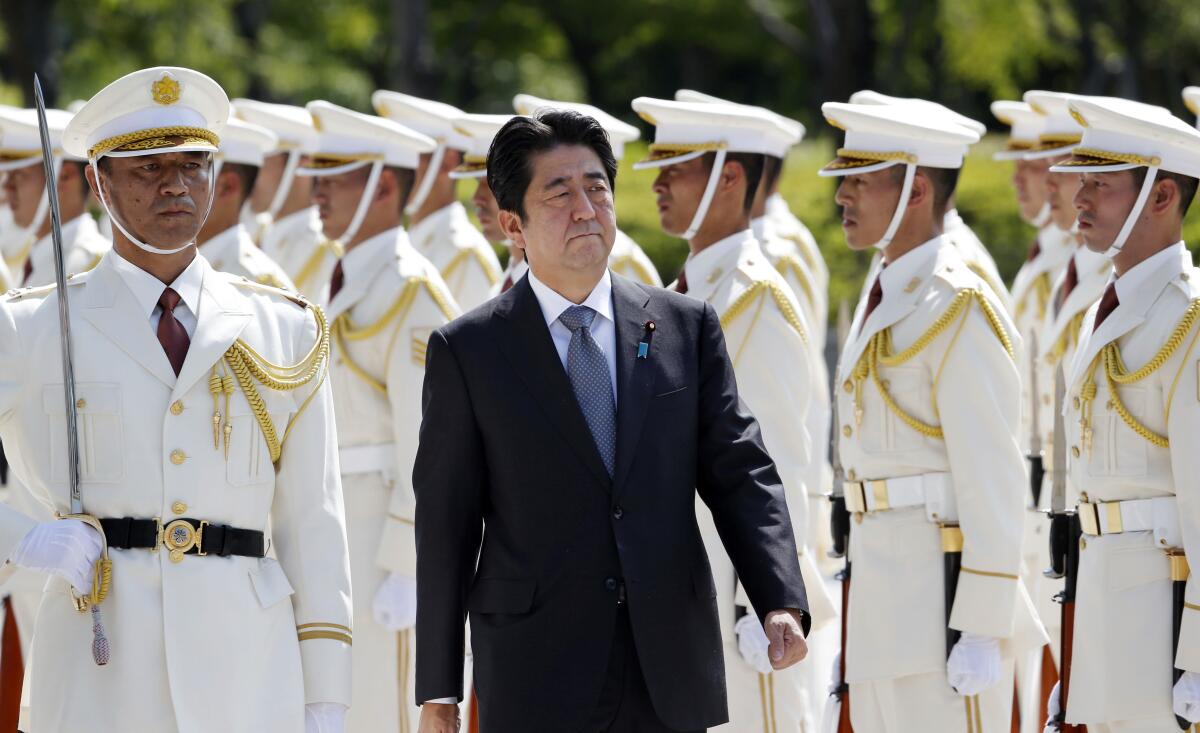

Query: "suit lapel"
left=494, top=278, right=611, bottom=489
left=171, top=269, right=253, bottom=400
left=610, top=276, right=656, bottom=497
left=80, top=260, right=177, bottom=388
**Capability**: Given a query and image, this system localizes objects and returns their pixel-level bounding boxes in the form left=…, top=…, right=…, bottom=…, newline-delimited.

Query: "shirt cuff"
left=423, top=697, right=459, bottom=705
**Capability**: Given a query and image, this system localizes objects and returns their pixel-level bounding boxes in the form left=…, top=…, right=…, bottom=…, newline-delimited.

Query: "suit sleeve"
left=936, top=302, right=1026, bottom=639
left=377, top=282, right=462, bottom=576
left=1166, top=342, right=1200, bottom=673
left=693, top=302, right=809, bottom=631
left=413, top=329, right=486, bottom=703
left=272, top=310, right=353, bottom=706
left=0, top=299, right=44, bottom=561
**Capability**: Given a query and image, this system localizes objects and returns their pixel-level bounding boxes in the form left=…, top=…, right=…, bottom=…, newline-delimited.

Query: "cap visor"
left=817, top=157, right=903, bottom=178
left=631, top=149, right=706, bottom=171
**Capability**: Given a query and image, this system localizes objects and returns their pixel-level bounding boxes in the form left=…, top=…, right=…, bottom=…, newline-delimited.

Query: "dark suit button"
left=612, top=506, right=624, bottom=520
left=605, top=577, right=618, bottom=591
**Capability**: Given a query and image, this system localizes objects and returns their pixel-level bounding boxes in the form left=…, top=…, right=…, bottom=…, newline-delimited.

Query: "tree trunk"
left=0, top=0, right=58, bottom=106
left=387, top=0, right=436, bottom=96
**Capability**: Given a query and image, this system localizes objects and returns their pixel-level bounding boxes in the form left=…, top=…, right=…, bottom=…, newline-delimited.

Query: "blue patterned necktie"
left=558, top=305, right=616, bottom=476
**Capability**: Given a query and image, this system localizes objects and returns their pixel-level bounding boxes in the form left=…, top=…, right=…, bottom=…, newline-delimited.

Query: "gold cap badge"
left=152, top=75, right=181, bottom=106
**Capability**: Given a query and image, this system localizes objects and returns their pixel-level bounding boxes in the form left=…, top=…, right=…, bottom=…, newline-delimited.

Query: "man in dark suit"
left=414, top=110, right=810, bottom=733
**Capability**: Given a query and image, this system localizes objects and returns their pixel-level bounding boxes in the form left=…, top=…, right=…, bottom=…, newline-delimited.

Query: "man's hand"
left=417, top=702, right=460, bottom=733
left=763, top=609, right=807, bottom=670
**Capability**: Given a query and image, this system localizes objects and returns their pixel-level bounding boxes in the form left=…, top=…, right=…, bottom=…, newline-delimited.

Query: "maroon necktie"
left=157, top=288, right=191, bottom=376
left=20, top=258, right=32, bottom=287
left=1092, top=283, right=1119, bottom=332
left=1026, top=238, right=1041, bottom=263
left=863, top=272, right=885, bottom=323
left=500, top=272, right=514, bottom=293
left=674, top=269, right=688, bottom=295
left=329, top=261, right=345, bottom=301
left=1057, top=257, right=1079, bottom=313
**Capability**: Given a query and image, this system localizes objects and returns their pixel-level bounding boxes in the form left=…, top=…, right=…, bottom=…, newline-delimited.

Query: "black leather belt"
left=100, top=517, right=265, bottom=562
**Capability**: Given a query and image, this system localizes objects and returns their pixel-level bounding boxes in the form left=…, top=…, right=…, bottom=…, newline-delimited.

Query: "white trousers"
left=849, top=661, right=1016, bottom=733
left=711, top=639, right=818, bottom=733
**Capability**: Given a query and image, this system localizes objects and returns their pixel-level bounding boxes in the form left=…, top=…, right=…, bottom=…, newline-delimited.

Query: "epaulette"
left=441, top=244, right=501, bottom=286
left=720, top=279, right=807, bottom=345
left=4, top=273, right=85, bottom=302
left=234, top=276, right=307, bottom=309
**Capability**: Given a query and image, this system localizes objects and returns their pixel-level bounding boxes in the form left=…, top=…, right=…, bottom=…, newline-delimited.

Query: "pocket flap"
left=249, top=558, right=295, bottom=608
left=467, top=578, right=536, bottom=614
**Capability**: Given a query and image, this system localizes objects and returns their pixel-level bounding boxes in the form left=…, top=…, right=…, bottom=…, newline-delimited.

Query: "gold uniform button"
left=1042, top=394, right=1052, bottom=405
left=75, top=398, right=87, bottom=410
left=171, top=502, right=187, bottom=516
left=170, top=450, right=187, bottom=466
left=842, top=425, right=853, bottom=438
left=1071, top=446, right=1080, bottom=459
left=847, top=469, right=857, bottom=481
left=170, top=400, right=184, bottom=416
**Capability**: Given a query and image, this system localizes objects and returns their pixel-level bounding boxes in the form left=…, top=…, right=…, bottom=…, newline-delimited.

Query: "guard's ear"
left=1149, top=176, right=1179, bottom=217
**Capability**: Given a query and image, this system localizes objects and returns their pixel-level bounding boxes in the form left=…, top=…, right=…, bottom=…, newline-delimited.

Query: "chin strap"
left=14, top=156, right=61, bottom=251
left=91, top=153, right=217, bottom=256
left=681, top=148, right=727, bottom=241
left=267, top=149, right=303, bottom=219
left=1104, top=166, right=1159, bottom=259
left=404, top=144, right=446, bottom=216
left=874, top=163, right=916, bottom=250
left=337, top=160, right=385, bottom=246
left=1030, top=201, right=1052, bottom=228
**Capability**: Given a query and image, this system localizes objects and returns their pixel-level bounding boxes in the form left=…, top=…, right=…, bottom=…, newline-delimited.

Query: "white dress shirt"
left=526, top=267, right=618, bottom=401
left=109, top=248, right=205, bottom=338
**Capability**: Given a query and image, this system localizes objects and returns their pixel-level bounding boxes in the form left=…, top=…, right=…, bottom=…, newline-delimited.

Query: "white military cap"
left=1050, top=97, right=1200, bottom=256
left=449, top=113, right=515, bottom=179
left=302, top=100, right=436, bottom=175
left=671, top=89, right=804, bottom=158
left=232, top=99, right=319, bottom=153
left=1021, top=90, right=1086, bottom=159
left=848, top=90, right=987, bottom=137
left=629, top=97, right=797, bottom=170
left=990, top=100, right=1046, bottom=160
left=818, top=102, right=979, bottom=177
left=218, top=118, right=277, bottom=167
left=1184, top=86, right=1200, bottom=128
left=371, top=91, right=471, bottom=151
left=512, top=94, right=639, bottom=160
left=63, top=66, right=228, bottom=160
left=0, top=106, right=84, bottom=172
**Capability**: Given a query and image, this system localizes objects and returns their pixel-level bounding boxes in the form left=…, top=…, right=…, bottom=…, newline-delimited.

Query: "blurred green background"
left=3, top=0, right=1199, bottom=313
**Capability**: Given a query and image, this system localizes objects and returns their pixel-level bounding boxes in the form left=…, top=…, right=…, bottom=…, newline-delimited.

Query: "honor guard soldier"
left=822, top=101, right=1048, bottom=732
left=0, top=106, right=109, bottom=286
left=633, top=96, right=832, bottom=732
left=1047, top=96, right=1200, bottom=731
left=193, top=118, right=294, bottom=290
left=0, top=66, right=351, bottom=732
left=513, top=94, right=663, bottom=288
left=233, top=99, right=336, bottom=302
left=449, top=112, right=528, bottom=296
left=373, top=92, right=504, bottom=311
left=304, top=100, right=461, bottom=733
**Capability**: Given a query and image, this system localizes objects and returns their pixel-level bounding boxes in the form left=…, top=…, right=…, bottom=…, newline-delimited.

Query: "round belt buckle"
left=163, top=519, right=197, bottom=563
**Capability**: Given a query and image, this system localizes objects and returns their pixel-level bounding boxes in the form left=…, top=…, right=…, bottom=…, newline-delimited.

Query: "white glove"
left=946, top=632, right=1002, bottom=696
left=1042, top=681, right=1061, bottom=732
left=1174, top=671, right=1200, bottom=723
left=305, top=702, right=347, bottom=733
left=735, top=613, right=774, bottom=675
left=9, top=519, right=102, bottom=594
left=372, top=573, right=417, bottom=632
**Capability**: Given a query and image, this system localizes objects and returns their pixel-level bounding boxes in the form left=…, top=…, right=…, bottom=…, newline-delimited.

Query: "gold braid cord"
left=1015, top=272, right=1052, bottom=322
left=720, top=280, right=807, bottom=345
left=1078, top=299, right=1200, bottom=450
left=292, top=239, right=343, bottom=291
left=773, top=255, right=817, bottom=314
left=333, top=276, right=456, bottom=394
left=966, top=262, right=1010, bottom=306
left=222, top=304, right=331, bottom=464
left=850, top=289, right=1014, bottom=440
left=610, top=254, right=660, bottom=287
left=442, top=246, right=500, bottom=286
left=1045, top=311, right=1086, bottom=366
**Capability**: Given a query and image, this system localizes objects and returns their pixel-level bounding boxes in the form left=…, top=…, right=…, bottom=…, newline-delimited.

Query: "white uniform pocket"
left=43, top=383, right=124, bottom=484
left=225, top=391, right=296, bottom=487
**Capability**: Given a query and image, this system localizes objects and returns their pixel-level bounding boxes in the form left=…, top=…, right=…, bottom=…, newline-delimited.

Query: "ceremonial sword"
left=33, top=75, right=111, bottom=666
left=828, top=298, right=854, bottom=733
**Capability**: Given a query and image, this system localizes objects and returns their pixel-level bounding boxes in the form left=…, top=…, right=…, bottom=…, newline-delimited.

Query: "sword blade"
left=33, top=75, right=82, bottom=516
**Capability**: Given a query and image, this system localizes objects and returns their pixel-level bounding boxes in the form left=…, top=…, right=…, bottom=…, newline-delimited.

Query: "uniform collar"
left=197, top=223, right=247, bottom=270
left=682, top=228, right=756, bottom=302
left=1111, top=240, right=1189, bottom=315
left=527, top=266, right=613, bottom=330
left=765, top=193, right=790, bottom=218
left=342, top=226, right=405, bottom=283
left=877, top=233, right=945, bottom=302
left=109, top=246, right=205, bottom=321
left=408, top=201, right=464, bottom=249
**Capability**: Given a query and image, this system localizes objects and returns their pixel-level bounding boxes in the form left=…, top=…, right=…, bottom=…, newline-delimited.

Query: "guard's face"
left=651, top=157, right=708, bottom=237
left=834, top=168, right=904, bottom=250
left=89, top=151, right=213, bottom=248
left=471, top=178, right=505, bottom=244
left=1045, top=167, right=1083, bottom=231
left=500, top=144, right=615, bottom=275
left=1075, top=171, right=1139, bottom=253
left=311, top=165, right=370, bottom=240
left=2, top=163, right=47, bottom=229
left=1012, top=157, right=1051, bottom=222
left=248, top=152, right=287, bottom=214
